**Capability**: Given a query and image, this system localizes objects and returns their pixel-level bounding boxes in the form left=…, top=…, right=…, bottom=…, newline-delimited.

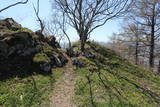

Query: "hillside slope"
left=0, top=18, right=160, bottom=107
left=71, top=42, right=160, bottom=107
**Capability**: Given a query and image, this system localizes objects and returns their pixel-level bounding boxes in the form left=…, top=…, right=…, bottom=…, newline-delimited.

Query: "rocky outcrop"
left=0, top=18, right=67, bottom=80
left=0, top=31, right=40, bottom=58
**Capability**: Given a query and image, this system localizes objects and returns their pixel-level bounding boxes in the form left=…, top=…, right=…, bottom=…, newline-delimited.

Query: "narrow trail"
left=50, top=55, right=76, bottom=107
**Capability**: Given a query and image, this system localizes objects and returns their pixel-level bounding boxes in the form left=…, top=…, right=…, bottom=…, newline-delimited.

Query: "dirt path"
left=50, top=56, right=76, bottom=107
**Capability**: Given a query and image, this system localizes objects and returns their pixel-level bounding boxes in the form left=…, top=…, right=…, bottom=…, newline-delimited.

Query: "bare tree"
left=127, top=23, right=141, bottom=65
left=59, top=13, right=71, bottom=48
left=0, top=0, right=29, bottom=13
left=128, top=0, right=160, bottom=68
left=33, top=0, right=45, bottom=33
left=44, top=12, right=71, bottom=49
left=108, top=21, right=151, bottom=66
left=53, top=0, right=132, bottom=52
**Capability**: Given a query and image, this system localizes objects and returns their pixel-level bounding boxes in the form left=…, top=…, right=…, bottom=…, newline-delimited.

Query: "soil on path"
left=50, top=55, right=76, bottom=107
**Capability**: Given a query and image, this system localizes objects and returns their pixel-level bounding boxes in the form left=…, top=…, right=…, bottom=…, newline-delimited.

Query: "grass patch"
left=74, top=42, right=160, bottom=107
left=0, top=68, right=64, bottom=107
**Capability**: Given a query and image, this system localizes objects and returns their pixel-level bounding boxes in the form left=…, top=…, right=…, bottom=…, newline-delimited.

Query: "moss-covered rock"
left=33, top=53, right=51, bottom=63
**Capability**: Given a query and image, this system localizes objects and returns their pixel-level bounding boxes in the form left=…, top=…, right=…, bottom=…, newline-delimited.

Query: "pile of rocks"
left=0, top=18, right=67, bottom=80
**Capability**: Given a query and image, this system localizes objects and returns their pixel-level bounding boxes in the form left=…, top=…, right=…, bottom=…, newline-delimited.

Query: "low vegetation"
left=73, top=42, right=160, bottom=107
left=0, top=68, right=64, bottom=107
left=0, top=18, right=67, bottom=106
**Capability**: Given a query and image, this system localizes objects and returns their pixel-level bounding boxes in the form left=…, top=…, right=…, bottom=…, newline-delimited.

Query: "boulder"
left=48, top=54, right=64, bottom=67
left=72, top=58, right=85, bottom=67
left=45, top=36, right=60, bottom=48
left=40, top=62, right=51, bottom=73
left=66, top=48, right=80, bottom=57
left=58, top=54, right=68, bottom=66
left=82, top=51, right=95, bottom=58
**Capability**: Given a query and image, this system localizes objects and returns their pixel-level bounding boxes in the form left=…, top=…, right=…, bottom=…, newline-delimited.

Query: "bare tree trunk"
left=62, top=13, right=71, bottom=49
left=135, top=34, right=139, bottom=65
left=149, top=31, right=155, bottom=68
left=80, top=33, right=87, bottom=52
left=158, top=60, right=160, bottom=73
left=149, top=4, right=155, bottom=68
left=62, top=29, right=71, bottom=49
left=81, top=39, right=85, bottom=52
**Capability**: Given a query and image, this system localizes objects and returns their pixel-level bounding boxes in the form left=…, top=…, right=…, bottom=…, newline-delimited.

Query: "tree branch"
left=0, top=0, right=29, bottom=13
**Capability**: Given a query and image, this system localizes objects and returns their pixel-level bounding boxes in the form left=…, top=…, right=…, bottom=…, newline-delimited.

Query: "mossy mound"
left=73, top=42, right=160, bottom=107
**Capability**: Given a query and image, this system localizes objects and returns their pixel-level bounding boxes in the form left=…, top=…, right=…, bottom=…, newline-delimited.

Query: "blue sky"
left=0, top=0, right=121, bottom=42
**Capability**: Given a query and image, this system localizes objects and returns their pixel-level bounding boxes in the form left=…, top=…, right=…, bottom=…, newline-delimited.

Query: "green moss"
left=18, top=28, right=33, bottom=33
left=33, top=53, right=51, bottom=63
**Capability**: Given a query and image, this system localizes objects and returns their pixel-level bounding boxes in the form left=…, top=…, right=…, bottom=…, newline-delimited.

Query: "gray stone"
left=58, top=55, right=68, bottom=66
left=54, top=55, right=62, bottom=67
left=82, top=51, right=94, bottom=58
left=40, top=62, right=51, bottom=72
left=66, top=48, right=80, bottom=57
left=72, top=58, right=85, bottom=67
